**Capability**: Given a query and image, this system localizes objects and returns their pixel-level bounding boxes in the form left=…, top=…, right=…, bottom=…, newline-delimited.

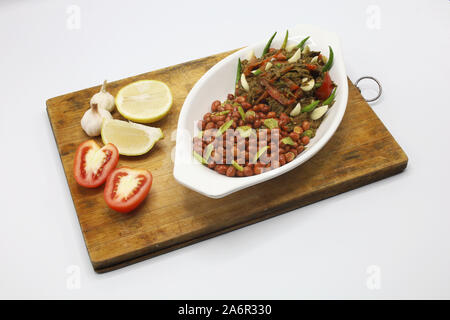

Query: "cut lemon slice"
left=101, top=119, right=163, bottom=156
left=115, top=80, right=173, bottom=123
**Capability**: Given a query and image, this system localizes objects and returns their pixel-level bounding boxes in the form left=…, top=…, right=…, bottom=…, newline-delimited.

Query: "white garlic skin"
left=81, top=104, right=112, bottom=137
left=90, top=80, right=115, bottom=112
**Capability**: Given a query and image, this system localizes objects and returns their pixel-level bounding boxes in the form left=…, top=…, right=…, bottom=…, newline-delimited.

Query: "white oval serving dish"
left=174, top=24, right=348, bottom=198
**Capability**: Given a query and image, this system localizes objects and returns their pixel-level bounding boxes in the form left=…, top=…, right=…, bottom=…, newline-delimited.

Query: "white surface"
left=174, top=24, right=349, bottom=198
left=0, top=0, right=449, bottom=299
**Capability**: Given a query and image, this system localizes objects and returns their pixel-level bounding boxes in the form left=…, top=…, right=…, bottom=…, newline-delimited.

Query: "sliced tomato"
left=104, top=167, right=153, bottom=213
left=73, top=140, right=119, bottom=188
left=315, top=72, right=333, bottom=100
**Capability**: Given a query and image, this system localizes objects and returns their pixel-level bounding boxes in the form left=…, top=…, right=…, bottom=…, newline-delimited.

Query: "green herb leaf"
left=281, top=137, right=295, bottom=145
left=238, top=106, right=245, bottom=120
left=303, top=129, right=313, bottom=137
left=245, top=110, right=256, bottom=121
left=263, top=118, right=278, bottom=129
left=204, top=143, right=214, bottom=161
left=216, top=119, right=234, bottom=136
left=213, top=110, right=231, bottom=116
left=193, top=151, right=207, bottom=164
left=252, top=145, right=269, bottom=163
left=237, top=126, right=254, bottom=138
left=232, top=160, right=244, bottom=172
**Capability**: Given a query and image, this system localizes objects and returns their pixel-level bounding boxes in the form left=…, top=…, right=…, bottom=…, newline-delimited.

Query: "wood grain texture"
left=47, top=50, right=408, bottom=273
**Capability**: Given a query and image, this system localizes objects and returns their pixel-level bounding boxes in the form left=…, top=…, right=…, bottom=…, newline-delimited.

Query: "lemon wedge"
left=115, top=80, right=173, bottom=123
left=101, top=119, right=163, bottom=156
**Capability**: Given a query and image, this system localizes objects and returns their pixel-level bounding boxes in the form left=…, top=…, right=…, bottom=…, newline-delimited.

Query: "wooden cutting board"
left=47, top=50, right=408, bottom=273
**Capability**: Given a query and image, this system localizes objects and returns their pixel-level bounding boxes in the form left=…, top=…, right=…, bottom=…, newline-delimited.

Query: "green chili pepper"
left=237, top=126, right=254, bottom=138
left=193, top=151, right=207, bottom=164
left=276, top=63, right=282, bottom=67
left=281, top=30, right=289, bottom=50
left=322, top=87, right=337, bottom=106
left=252, top=69, right=262, bottom=76
left=322, top=46, right=334, bottom=72
left=232, top=160, right=244, bottom=172
left=263, top=118, right=278, bottom=129
left=301, top=100, right=320, bottom=113
left=238, top=106, right=245, bottom=120
left=216, top=119, right=234, bottom=136
left=303, top=129, right=313, bottom=138
left=252, top=145, right=269, bottom=163
left=204, top=143, right=214, bottom=161
left=296, top=36, right=310, bottom=49
left=262, top=32, right=277, bottom=56
left=236, top=58, right=242, bottom=86
left=281, top=137, right=295, bottom=145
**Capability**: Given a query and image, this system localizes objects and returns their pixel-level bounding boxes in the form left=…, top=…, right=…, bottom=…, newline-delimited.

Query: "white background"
left=0, top=0, right=449, bottom=299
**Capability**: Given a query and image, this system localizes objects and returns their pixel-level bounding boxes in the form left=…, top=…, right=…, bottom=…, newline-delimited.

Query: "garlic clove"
left=300, top=78, right=315, bottom=91
left=247, top=49, right=256, bottom=62
left=285, top=43, right=297, bottom=53
left=310, top=56, right=318, bottom=64
left=290, top=102, right=301, bottom=116
left=81, top=103, right=112, bottom=137
left=287, top=48, right=302, bottom=63
left=90, top=80, right=115, bottom=112
left=241, top=73, right=249, bottom=92
left=302, top=45, right=310, bottom=55
left=310, top=105, right=329, bottom=120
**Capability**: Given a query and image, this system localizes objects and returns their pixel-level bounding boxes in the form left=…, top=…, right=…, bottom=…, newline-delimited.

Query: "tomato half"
left=104, top=167, right=153, bottom=213
left=315, top=72, right=333, bottom=100
left=73, top=140, right=119, bottom=188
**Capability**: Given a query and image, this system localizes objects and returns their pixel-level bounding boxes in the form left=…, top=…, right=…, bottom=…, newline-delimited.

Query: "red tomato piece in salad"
left=315, top=72, right=333, bottom=100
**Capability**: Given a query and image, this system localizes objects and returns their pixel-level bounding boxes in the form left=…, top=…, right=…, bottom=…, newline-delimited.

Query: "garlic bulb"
left=81, top=103, right=112, bottom=137
left=90, top=80, right=115, bottom=112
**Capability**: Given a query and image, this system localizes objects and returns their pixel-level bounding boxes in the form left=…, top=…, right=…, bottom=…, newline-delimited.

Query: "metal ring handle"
left=355, top=76, right=382, bottom=102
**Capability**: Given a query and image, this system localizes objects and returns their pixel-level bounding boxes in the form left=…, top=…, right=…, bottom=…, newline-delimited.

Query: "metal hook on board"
left=355, top=76, right=382, bottom=103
